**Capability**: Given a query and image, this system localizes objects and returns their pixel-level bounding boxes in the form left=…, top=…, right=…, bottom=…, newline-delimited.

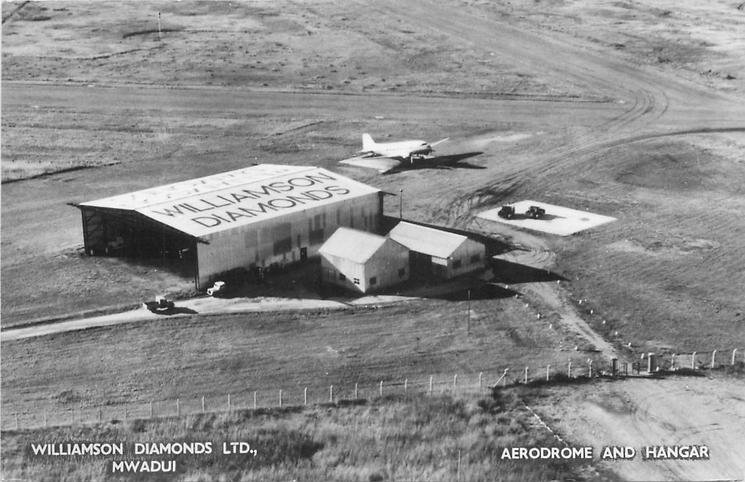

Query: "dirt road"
left=533, top=375, right=745, bottom=481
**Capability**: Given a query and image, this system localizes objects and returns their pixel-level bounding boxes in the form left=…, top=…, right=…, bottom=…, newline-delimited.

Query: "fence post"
left=502, top=368, right=509, bottom=387
left=429, top=376, right=433, bottom=396
left=404, top=378, right=408, bottom=394
left=379, top=380, right=383, bottom=397
left=201, top=396, right=205, bottom=413
left=588, top=360, right=593, bottom=378
left=733, top=349, right=739, bottom=366
left=176, top=398, right=180, bottom=417
left=253, top=392, right=257, bottom=410
left=671, top=354, right=677, bottom=371
left=453, top=374, right=457, bottom=392
left=567, top=361, right=572, bottom=379
left=354, top=383, right=358, bottom=399
left=478, top=372, right=483, bottom=392
left=524, top=367, right=528, bottom=384
left=711, top=350, right=717, bottom=369
left=546, top=364, right=551, bottom=381
left=304, top=387, right=308, bottom=406
left=329, top=385, right=334, bottom=403
left=691, top=351, right=697, bottom=370
left=279, top=390, right=283, bottom=408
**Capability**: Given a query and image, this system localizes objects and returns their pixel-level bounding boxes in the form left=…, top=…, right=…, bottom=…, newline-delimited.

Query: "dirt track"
left=533, top=375, right=745, bottom=481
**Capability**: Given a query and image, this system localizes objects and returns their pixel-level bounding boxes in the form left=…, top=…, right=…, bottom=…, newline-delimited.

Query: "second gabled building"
left=388, top=221, right=485, bottom=279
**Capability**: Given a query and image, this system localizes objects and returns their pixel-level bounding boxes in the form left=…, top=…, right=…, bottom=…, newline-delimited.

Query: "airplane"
left=339, top=133, right=451, bottom=174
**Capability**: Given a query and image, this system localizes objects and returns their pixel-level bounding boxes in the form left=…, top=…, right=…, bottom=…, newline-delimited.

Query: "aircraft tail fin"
left=362, top=133, right=376, bottom=151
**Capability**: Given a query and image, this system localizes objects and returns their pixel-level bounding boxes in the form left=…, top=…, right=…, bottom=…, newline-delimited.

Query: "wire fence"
left=2, top=348, right=740, bottom=432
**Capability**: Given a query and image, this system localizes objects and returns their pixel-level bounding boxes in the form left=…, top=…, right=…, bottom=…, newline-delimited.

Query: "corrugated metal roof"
left=80, top=164, right=380, bottom=238
left=319, top=227, right=389, bottom=264
left=388, top=221, right=468, bottom=259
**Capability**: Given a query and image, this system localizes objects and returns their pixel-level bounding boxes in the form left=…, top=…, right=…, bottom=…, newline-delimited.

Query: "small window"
left=398, top=268, right=406, bottom=277
left=353, top=278, right=360, bottom=285
left=370, top=276, right=377, bottom=285
left=339, top=273, right=346, bottom=281
left=453, top=259, right=462, bottom=269
left=470, top=254, right=481, bottom=264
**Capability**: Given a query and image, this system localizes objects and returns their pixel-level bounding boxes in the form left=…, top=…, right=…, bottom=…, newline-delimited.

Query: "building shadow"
left=489, top=258, right=566, bottom=284
left=431, top=283, right=519, bottom=301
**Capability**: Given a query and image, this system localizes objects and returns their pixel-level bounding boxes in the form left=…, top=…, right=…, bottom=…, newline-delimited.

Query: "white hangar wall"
left=197, top=192, right=381, bottom=286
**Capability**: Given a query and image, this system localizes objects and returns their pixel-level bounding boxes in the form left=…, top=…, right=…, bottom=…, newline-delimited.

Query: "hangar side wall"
left=196, top=192, right=381, bottom=287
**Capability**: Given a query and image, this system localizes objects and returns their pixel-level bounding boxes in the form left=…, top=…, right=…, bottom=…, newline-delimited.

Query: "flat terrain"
left=2, top=0, right=745, bottom=479
left=2, top=0, right=744, bottom=352
left=1, top=299, right=599, bottom=420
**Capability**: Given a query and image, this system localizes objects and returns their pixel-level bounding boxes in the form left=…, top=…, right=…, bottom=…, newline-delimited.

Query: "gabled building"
left=388, top=221, right=485, bottom=279
left=319, top=227, right=409, bottom=293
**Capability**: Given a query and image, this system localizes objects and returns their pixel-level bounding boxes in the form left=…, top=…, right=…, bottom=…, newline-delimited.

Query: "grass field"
left=0, top=391, right=616, bottom=481
left=1, top=297, right=604, bottom=419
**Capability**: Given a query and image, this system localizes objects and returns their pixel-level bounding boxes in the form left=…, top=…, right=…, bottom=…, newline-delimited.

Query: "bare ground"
left=529, top=374, right=745, bottom=481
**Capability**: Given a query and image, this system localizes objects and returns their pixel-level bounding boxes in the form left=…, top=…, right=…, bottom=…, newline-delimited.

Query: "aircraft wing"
left=338, top=156, right=402, bottom=174
left=430, top=137, right=450, bottom=147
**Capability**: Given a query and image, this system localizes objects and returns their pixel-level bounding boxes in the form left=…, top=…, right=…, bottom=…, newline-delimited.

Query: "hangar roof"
left=319, top=227, right=393, bottom=264
left=388, top=221, right=473, bottom=259
left=80, top=164, right=380, bottom=238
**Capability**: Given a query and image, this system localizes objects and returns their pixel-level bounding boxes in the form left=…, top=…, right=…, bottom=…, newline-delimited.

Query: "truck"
left=498, top=205, right=516, bottom=219
left=144, top=295, right=175, bottom=313
left=525, top=205, right=546, bottom=219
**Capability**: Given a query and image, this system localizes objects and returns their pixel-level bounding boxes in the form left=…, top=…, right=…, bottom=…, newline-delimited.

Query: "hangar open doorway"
left=75, top=204, right=200, bottom=286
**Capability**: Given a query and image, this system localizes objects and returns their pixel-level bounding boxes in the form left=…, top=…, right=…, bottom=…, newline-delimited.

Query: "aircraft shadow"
left=386, top=151, right=484, bottom=173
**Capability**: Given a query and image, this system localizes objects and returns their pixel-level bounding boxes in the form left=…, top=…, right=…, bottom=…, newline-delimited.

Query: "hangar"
left=388, top=221, right=486, bottom=279
left=74, top=164, right=383, bottom=288
left=319, top=227, right=410, bottom=293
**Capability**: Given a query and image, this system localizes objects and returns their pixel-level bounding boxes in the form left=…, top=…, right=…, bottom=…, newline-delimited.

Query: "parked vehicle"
left=207, top=281, right=227, bottom=297
left=498, top=205, right=516, bottom=219
left=144, top=295, right=175, bottom=312
left=525, top=205, right=546, bottom=219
